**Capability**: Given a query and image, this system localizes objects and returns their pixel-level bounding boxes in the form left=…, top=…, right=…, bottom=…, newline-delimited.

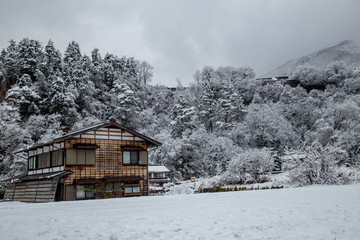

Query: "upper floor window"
left=66, top=149, right=96, bottom=165
left=123, top=150, right=148, bottom=165
left=123, top=151, right=139, bottom=164
left=28, top=150, right=64, bottom=170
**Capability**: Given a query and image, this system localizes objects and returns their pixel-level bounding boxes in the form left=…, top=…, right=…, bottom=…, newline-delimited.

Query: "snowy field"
left=1, top=184, right=360, bottom=240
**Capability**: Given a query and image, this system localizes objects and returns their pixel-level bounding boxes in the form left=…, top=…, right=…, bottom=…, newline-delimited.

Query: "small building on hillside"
left=148, top=165, right=170, bottom=187
left=2, top=120, right=161, bottom=203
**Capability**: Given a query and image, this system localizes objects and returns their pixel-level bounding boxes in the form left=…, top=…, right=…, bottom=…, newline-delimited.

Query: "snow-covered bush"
left=223, top=148, right=274, bottom=184
left=286, top=142, right=351, bottom=186
left=164, top=182, right=195, bottom=195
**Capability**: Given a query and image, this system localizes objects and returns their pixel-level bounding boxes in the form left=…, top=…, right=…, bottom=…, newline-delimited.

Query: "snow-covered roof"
left=148, top=165, right=170, bottom=173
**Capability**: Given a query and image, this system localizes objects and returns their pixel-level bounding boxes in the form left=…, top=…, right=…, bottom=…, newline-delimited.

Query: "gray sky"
left=1, top=0, right=360, bottom=86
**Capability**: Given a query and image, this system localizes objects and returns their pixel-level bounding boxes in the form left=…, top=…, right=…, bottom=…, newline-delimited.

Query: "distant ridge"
left=262, top=40, right=360, bottom=77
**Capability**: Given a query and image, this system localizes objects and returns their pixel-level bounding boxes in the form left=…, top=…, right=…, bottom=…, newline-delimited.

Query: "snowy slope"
left=1, top=184, right=360, bottom=240
left=263, top=40, right=360, bottom=77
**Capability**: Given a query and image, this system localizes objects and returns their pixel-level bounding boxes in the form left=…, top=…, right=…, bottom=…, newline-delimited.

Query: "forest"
left=1, top=38, right=360, bottom=190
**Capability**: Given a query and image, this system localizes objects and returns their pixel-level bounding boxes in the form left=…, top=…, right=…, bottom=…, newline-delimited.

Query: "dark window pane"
left=130, top=151, right=139, bottom=164
left=114, top=183, right=122, bottom=192
left=106, top=183, right=113, bottom=192
left=85, top=191, right=95, bottom=199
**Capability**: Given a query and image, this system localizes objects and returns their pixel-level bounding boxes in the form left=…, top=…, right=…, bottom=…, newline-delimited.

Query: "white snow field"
left=1, top=184, right=360, bottom=240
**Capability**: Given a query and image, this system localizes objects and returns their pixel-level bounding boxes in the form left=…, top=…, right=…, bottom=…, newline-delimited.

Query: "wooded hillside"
left=1, top=38, right=360, bottom=187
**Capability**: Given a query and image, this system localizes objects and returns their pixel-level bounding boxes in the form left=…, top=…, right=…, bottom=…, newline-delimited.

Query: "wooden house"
left=148, top=165, right=170, bottom=187
left=3, top=120, right=161, bottom=203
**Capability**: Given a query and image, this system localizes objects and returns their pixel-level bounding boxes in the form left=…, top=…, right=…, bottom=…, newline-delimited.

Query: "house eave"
left=13, top=121, right=162, bottom=154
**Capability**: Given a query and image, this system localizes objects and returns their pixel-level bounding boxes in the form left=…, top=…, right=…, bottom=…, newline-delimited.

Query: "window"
left=51, top=150, right=63, bottom=166
left=85, top=191, right=95, bottom=199
left=105, top=183, right=113, bottom=192
left=76, top=188, right=85, bottom=199
left=154, top=172, right=165, bottom=178
left=66, top=149, right=96, bottom=165
left=28, top=150, right=65, bottom=170
left=76, top=186, right=95, bottom=200
left=123, top=150, right=148, bottom=165
left=133, top=186, right=140, bottom=193
left=28, top=157, right=36, bottom=170
left=124, top=185, right=141, bottom=194
left=123, top=151, right=139, bottom=164
left=37, top=153, right=51, bottom=168
left=106, top=183, right=123, bottom=192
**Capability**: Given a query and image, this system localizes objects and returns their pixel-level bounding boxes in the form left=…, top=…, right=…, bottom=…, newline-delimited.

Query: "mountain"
left=263, top=40, right=360, bottom=77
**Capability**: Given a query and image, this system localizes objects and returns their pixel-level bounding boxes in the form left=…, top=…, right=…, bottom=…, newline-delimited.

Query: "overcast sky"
left=1, top=0, right=360, bottom=86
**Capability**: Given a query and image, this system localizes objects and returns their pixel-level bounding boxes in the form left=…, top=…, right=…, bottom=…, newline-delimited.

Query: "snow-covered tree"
left=3, top=40, right=18, bottom=80
left=325, top=61, right=349, bottom=84
left=42, top=40, right=62, bottom=77
left=291, top=64, right=325, bottom=87
left=17, top=38, right=43, bottom=79
left=5, top=74, right=40, bottom=117
left=233, top=103, right=297, bottom=152
left=48, top=70, right=79, bottom=129
left=199, top=82, right=217, bottom=132
left=224, top=147, right=273, bottom=184
left=286, top=142, right=348, bottom=186
left=170, top=96, right=197, bottom=138
left=111, top=82, right=140, bottom=127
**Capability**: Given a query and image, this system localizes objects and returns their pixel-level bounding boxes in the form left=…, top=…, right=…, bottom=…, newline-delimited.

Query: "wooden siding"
left=64, top=137, right=149, bottom=197
left=3, top=179, right=58, bottom=203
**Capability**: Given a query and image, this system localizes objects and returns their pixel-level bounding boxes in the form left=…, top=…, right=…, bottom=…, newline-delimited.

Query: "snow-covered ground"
left=1, top=184, right=360, bottom=240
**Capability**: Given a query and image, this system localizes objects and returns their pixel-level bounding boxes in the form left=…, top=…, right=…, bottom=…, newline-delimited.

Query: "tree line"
left=1, top=38, right=360, bottom=187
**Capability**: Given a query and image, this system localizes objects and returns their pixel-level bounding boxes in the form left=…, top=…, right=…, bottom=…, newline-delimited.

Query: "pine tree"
left=199, top=82, right=216, bottom=132
left=42, top=40, right=62, bottom=77
left=170, top=96, right=197, bottom=138
left=90, top=48, right=104, bottom=87
left=3, top=40, right=19, bottom=80
left=103, top=53, right=117, bottom=89
left=0, top=50, right=5, bottom=84
left=17, top=38, right=43, bottom=79
left=5, top=74, right=40, bottom=117
left=111, top=82, right=140, bottom=127
left=64, top=41, right=82, bottom=66
left=214, top=87, right=232, bottom=131
left=48, top=70, right=79, bottom=129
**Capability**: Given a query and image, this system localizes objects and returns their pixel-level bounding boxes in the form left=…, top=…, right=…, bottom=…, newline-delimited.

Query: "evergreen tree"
left=214, top=87, right=232, bottom=131
left=17, top=38, right=43, bottom=79
left=199, top=82, right=216, bottom=132
left=111, top=82, right=140, bottom=127
left=42, top=40, right=62, bottom=77
left=48, top=70, right=79, bottom=129
left=90, top=48, right=104, bottom=88
left=0, top=50, right=5, bottom=84
left=103, top=53, right=117, bottom=89
left=3, top=40, right=19, bottom=80
left=170, top=96, right=197, bottom=138
left=5, top=74, right=40, bottom=117
left=63, top=41, right=82, bottom=66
